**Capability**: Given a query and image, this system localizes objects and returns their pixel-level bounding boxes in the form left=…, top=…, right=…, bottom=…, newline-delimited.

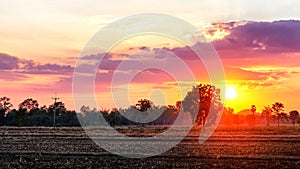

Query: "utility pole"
left=52, top=93, right=59, bottom=129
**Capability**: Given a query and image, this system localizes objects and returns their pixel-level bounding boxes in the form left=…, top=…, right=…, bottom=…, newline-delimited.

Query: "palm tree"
left=271, top=102, right=284, bottom=127
left=251, top=105, right=256, bottom=126
left=251, top=105, right=256, bottom=114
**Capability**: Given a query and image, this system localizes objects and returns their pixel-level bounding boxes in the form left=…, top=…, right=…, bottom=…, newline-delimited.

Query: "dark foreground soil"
left=2, top=155, right=300, bottom=169
left=0, top=126, right=300, bottom=169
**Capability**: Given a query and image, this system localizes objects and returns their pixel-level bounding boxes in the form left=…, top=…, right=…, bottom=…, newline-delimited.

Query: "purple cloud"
left=0, top=53, right=73, bottom=75
left=214, top=20, right=300, bottom=53
left=0, top=53, right=19, bottom=70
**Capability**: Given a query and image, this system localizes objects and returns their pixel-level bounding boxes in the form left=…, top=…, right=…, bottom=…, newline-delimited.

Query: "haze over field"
left=0, top=0, right=300, bottom=113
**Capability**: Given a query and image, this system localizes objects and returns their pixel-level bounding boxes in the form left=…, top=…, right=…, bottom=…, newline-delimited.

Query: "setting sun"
left=225, top=86, right=237, bottom=100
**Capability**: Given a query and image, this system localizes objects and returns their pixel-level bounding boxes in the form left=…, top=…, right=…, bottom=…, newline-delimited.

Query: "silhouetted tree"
left=222, top=107, right=234, bottom=126
left=251, top=105, right=256, bottom=125
left=49, top=101, right=66, bottom=115
left=19, top=98, right=39, bottom=113
left=6, top=109, right=17, bottom=126
left=175, top=101, right=182, bottom=111
left=28, top=112, right=52, bottom=126
left=289, top=110, right=299, bottom=126
left=14, top=108, right=28, bottom=127
left=79, top=106, right=108, bottom=126
left=232, top=114, right=240, bottom=126
left=0, top=97, right=13, bottom=126
left=109, top=108, right=122, bottom=126
left=0, top=97, right=13, bottom=111
left=222, top=107, right=241, bottom=126
left=19, top=98, right=42, bottom=126
left=262, top=106, right=272, bottom=126
left=80, top=105, right=91, bottom=115
left=126, top=99, right=155, bottom=126
left=246, top=114, right=255, bottom=126
left=154, top=106, right=178, bottom=125
left=182, top=84, right=221, bottom=126
left=271, top=102, right=285, bottom=127
left=135, top=99, right=153, bottom=112
left=57, top=110, right=80, bottom=127
left=251, top=105, right=256, bottom=114
left=101, top=109, right=110, bottom=125
left=277, top=112, right=288, bottom=125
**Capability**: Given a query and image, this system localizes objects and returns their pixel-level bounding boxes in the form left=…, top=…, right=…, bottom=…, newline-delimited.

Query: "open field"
left=0, top=126, right=300, bottom=168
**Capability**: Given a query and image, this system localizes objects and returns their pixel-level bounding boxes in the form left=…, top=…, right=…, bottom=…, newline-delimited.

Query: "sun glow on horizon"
left=225, top=86, right=237, bottom=100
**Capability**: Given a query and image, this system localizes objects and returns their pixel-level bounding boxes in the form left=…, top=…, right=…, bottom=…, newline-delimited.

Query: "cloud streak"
left=0, top=53, right=73, bottom=74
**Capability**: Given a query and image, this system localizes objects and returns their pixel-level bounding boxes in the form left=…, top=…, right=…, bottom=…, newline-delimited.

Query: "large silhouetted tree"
left=182, top=84, right=221, bottom=126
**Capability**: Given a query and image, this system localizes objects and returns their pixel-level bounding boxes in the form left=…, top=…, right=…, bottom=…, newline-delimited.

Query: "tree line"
left=221, top=102, right=300, bottom=127
left=0, top=97, right=80, bottom=127
left=1, top=84, right=299, bottom=127
left=0, top=97, right=182, bottom=127
left=0, top=84, right=218, bottom=127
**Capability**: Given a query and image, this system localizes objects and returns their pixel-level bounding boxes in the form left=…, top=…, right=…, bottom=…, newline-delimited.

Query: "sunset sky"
left=1, top=0, right=300, bottom=113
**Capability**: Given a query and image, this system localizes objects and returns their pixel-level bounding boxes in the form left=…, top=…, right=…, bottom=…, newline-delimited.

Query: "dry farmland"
left=0, top=126, right=300, bottom=168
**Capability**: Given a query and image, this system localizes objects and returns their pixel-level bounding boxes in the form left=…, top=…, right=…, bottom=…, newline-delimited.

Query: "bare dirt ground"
left=0, top=126, right=300, bottom=168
